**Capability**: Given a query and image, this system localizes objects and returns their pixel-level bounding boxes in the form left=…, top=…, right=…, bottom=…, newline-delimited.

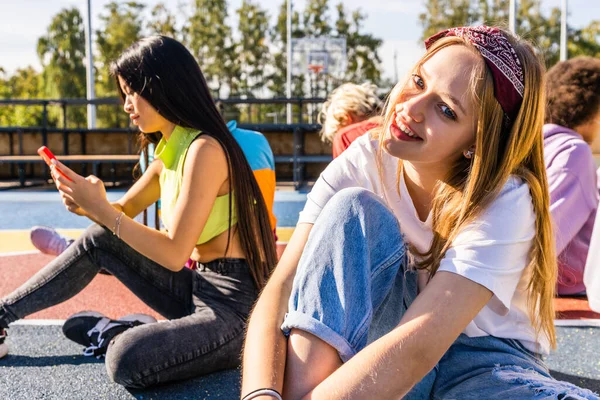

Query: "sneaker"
left=62, top=311, right=157, bottom=358
left=30, top=226, right=74, bottom=256
left=0, top=328, right=7, bottom=359
left=30, top=227, right=112, bottom=275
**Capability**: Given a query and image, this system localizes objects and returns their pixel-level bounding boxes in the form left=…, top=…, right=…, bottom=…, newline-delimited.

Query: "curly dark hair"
left=545, top=56, right=600, bottom=128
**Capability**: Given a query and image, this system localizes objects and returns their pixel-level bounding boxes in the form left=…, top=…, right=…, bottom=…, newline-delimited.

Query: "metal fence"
left=0, top=98, right=330, bottom=189
left=0, top=97, right=327, bottom=127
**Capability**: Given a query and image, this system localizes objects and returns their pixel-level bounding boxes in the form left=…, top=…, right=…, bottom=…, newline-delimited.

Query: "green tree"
left=185, top=0, right=237, bottom=97
left=0, top=67, right=45, bottom=126
left=419, top=0, right=478, bottom=40
left=419, top=0, right=600, bottom=69
left=569, top=20, right=600, bottom=58
left=267, top=1, right=302, bottom=98
left=335, top=4, right=383, bottom=86
left=303, top=0, right=331, bottom=37
left=236, top=0, right=270, bottom=96
left=37, top=7, right=87, bottom=127
left=147, top=3, right=178, bottom=38
left=268, top=0, right=383, bottom=101
left=95, top=1, right=145, bottom=127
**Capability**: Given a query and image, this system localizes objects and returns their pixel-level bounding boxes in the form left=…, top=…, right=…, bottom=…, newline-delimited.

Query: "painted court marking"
left=0, top=250, right=39, bottom=257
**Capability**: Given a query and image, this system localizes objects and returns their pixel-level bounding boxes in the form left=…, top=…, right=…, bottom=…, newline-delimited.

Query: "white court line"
left=0, top=250, right=39, bottom=257
left=554, top=319, right=600, bottom=327
left=12, top=319, right=65, bottom=326
left=12, top=319, right=167, bottom=326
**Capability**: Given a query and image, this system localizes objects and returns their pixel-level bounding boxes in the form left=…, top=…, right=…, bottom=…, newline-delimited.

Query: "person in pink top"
left=544, top=56, right=600, bottom=295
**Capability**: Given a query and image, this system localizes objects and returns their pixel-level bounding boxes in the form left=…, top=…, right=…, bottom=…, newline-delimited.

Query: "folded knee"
left=322, top=188, right=393, bottom=222
left=328, top=187, right=381, bottom=209
left=105, top=334, right=152, bottom=388
left=78, top=224, right=116, bottom=251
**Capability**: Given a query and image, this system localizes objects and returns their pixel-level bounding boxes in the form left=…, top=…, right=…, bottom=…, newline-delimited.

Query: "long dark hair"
left=110, top=35, right=277, bottom=289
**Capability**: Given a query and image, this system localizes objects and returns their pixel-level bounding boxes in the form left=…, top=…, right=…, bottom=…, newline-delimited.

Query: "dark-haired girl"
left=0, top=36, right=277, bottom=388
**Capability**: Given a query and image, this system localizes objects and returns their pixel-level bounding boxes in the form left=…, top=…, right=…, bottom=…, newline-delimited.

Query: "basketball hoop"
left=308, top=64, right=325, bottom=74
left=291, top=37, right=347, bottom=78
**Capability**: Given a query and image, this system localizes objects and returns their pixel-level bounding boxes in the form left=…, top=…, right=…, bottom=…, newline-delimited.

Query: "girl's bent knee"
left=105, top=335, right=149, bottom=388
left=329, top=187, right=383, bottom=210
left=79, top=224, right=117, bottom=250
left=324, top=188, right=396, bottom=225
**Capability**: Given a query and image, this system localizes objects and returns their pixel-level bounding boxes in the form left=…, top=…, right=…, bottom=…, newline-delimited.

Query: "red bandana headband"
left=424, top=26, right=524, bottom=129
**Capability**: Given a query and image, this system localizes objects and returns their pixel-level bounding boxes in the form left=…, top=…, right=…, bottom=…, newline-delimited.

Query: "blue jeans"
left=282, top=188, right=598, bottom=400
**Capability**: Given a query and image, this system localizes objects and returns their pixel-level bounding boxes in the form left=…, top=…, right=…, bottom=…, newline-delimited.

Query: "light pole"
left=85, top=0, right=96, bottom=129
left=286, top=0, right=292, bottom=124
left=509, top=0, right=517, bottom=33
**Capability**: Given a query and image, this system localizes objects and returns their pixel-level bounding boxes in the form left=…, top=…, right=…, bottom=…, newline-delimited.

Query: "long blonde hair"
left=376, top=32, right=556, bottom=348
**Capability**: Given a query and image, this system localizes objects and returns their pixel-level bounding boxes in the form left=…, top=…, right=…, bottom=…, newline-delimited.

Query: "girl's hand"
left=60, top=193, right=86, bottom=217
left=51, top=160, right=110, bottom=220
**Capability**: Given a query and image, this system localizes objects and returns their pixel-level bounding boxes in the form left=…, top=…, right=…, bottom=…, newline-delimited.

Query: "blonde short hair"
left=318, top=82, right=381, bottom=143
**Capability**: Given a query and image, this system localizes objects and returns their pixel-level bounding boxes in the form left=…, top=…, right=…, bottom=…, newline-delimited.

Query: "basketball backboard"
left=291, top=37, right=347, bottom=78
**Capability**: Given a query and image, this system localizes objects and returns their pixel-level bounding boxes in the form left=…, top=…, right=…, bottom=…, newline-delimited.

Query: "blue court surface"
left=0, top=189, right=307, bottom=229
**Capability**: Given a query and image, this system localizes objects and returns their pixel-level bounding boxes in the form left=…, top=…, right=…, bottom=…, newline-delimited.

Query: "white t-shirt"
left=298, top=134, right=549, bottom=354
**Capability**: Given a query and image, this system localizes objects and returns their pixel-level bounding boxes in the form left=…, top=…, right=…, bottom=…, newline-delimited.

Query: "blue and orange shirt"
left=154, top=123, right=276, bottom=247
left=227, top=120, right=277, bottom=230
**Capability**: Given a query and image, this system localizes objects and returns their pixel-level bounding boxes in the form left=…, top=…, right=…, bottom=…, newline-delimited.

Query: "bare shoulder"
left=187, top=134, right=227, bottom=162
left=184, top=133, right=229, bottom=184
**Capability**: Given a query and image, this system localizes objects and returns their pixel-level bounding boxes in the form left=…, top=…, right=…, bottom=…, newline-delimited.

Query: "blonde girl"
left=240, top=26, right=598, bottom=400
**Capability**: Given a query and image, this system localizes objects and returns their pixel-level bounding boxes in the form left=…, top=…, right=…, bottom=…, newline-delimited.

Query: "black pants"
left=0, top=224, right=257, bottom=388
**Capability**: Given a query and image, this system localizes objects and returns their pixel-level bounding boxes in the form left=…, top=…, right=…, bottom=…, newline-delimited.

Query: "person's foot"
left=30, top=226, right=74, bottom=256
left=62, top=311, right=157, bottom=358
left=0, top=328, right=8, bottom=359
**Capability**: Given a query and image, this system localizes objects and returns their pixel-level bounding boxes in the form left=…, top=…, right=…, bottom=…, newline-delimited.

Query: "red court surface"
left=0, top=253, right=161, bottom=320
left=1, top=251, right=599, bottom=321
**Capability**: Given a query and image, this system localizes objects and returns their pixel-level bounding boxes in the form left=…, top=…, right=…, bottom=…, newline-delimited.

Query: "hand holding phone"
left=37, top=146, right=73, bottom=182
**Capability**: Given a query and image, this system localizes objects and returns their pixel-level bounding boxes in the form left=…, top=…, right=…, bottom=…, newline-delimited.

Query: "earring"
left=463, top=149, right=474, bottom=159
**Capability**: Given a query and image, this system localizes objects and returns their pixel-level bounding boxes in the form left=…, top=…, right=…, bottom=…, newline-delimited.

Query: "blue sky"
left=0, top=0, right=598, bottom=84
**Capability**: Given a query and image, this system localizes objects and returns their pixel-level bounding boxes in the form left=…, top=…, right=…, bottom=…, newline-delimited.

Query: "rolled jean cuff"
left=281, top=311, right=356, bottom=362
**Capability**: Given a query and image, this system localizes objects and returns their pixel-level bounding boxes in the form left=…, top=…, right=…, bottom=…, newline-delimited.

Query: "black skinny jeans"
left=0, top=224, right=257, bottom=388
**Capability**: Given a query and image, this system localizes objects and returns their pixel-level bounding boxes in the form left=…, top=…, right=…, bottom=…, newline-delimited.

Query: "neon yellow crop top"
left=155, top=126, right=237, bottom=245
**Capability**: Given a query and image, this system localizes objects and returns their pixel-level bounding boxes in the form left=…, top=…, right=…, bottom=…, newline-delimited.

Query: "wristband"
left=242, top=388, right=283, bottom=400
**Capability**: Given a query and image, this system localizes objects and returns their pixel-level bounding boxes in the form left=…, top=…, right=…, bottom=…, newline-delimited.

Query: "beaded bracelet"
left=241, top=388, right=283, bottom=400
left=113, top=211, right=125, bottom=239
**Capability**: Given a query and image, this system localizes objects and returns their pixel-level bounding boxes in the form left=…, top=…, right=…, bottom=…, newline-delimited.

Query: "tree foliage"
left=236, top=0, right=271, bottom=97
left=37, top=7, right=87, bottom=127
left=147, top=3, right=178, bottom=38
left=185, top=0, right=237, bottom=97
left=95, top=1, right=146, bottom=127
left=5, top=0, right=599, bottom=128
left=419, top=0, right=600, bottom=68
left=0, top=67, right=45, bottom=126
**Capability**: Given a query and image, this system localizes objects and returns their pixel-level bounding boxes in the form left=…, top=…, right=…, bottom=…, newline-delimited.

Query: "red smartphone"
left=37, top=146, right=72, bottom=182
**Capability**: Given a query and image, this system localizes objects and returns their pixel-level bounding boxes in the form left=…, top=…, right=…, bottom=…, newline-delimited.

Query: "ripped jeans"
left=281, top=188, right=598, bottom=400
